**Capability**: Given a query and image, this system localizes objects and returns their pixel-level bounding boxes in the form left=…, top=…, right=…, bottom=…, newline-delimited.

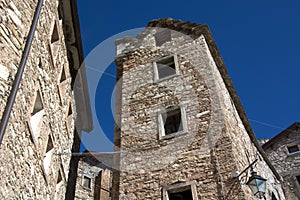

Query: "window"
left=164, top=108, right=183, bottom=135
left=287, top=145, right=299, bottom=154
left=271, top=192, right=277, bottom=200
left=58, top=66, right=68, bottom=104
left=50, top=21, right=60, bottom=59
left=28, top=88, right=44, bottom=145
left=158, top=106, right=187, bottom=139
left=297, top=175, right=300, bottom=184
left=83, top=176, right=92, bottom=189
left=43, top=134, right=54, bottom=175
left=169, top=189, right=193, bottom=200
left=54, top=167, right=64, bottom=199
left=155, top=29, right=171, bottom=46
left=66, top=100, right=73, bottom=133
left=154, top=55, right=178, bottom=81
left=162, top=181, right=198, bottom=200
left=57, top=169, right=62, bottom=184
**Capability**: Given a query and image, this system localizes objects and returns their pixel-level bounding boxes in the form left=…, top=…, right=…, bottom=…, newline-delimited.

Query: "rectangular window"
left=162, top=181, right=198, bottom=200
left=154, top=55, right=179, bottom=82
left=156, top=56, right=176, bottom=79
left=83, top=176, right=92, bottom=189
left=158, top=106, right=187, bottom=139
left=287, top=145, right=299, bottom=154
left=164, top=108, right=183, bottom=135
left=168, top=189, right=193, bottom=200
left=155, top=29, right=171, bottom=46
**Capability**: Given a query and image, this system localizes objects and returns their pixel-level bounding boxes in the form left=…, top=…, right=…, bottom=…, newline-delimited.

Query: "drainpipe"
left=0, top=0, right=44, bottom=146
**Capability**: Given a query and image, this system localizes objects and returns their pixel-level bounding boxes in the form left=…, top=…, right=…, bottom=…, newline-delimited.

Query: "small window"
left=57, top=169, right=62, bottom=184
left=58, top=66, right=68, bottom=104
left=271, top=192, right=277, bottom=200
left=51, top=23, right=59, bottom=44
left=169, top=189, right=193, bottom=200
left=60, top=68, right=66, bottom=83
left=155, top=29, right=171, bottom=46
left=154, top=55, right=178, bottom=81
left=162, top=181, right=198, bottom=200
left=28, top=88, right=44, bottom=145
left=164, top=108, right=183, bottom=135
left=287, top=145, right=299, bottom=154
left=83, top=176, right=92, bottom=189
left=158, top=106, right=186, bottom=139
left=32, top=91, right=43, bottom=115
left=296, top=175, right=300, bottom=184
left=68, top=103, right=72, bottom=117
left=43, top=134, right=54, bottom=175
left=50, top=21, right=60, bottom=58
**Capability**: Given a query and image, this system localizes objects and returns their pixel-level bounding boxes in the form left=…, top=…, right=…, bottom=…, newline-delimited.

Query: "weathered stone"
left=0, top=0, right=91, bottom=199
left=113, top=19, right=286, bottom=200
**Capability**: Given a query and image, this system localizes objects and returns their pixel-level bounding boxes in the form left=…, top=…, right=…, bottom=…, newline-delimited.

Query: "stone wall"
left=74, top=153, right=112, bottom=200
left=0, top=0, right=76, bottom=199
left=263, top=123, right=300, bottom=200
left=113, top=19, right=286, bottom=200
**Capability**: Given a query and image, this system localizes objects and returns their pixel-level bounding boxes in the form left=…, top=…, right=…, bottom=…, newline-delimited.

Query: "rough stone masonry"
left=112, top=18, right=286, bottom=200
left=0, top=0, right=92, bottom=199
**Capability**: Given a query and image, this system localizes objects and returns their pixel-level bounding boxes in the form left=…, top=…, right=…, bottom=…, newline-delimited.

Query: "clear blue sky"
left=76, top=0, right=300, bottom=151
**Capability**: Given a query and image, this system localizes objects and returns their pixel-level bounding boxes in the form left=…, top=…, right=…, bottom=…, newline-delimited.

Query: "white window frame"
left=162, top=180, right=198, bottom=200
left=158, top=106, right=187, bottom=140
left=286, top=143, right=300, bottom=155
left=82, top=175, right=92, bottom=190
left=153, top=54, right=179, bottom=82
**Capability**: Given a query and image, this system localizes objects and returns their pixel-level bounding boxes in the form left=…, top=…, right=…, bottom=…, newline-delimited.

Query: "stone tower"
left=0, top=0, right=92, bottom=199
left=113, top=19, right=286, bottom=199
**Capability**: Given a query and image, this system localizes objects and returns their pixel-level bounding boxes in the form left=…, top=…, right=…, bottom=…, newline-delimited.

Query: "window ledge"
left=287, top=151, right=300, bottom=157
left=160, top=130, right=187, bottom=140
left=155, top=73, right=180, bottom=83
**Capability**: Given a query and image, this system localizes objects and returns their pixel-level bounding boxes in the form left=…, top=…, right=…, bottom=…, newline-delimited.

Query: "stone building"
left=262, top=122, right=300, bottom=199
left=0, top=0, right=92, bottom=199
left=73, top=152, right=113, bottom=200
left=113, top=18, right=286, bottom=199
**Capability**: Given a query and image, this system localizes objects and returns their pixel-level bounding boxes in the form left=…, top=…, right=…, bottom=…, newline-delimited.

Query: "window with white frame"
left=154, top=55, right=179, bottom=81
left=158, top=106, right=187, bottom=139
left=82, top=175, right=92, bottom=189
left=287, top=145, right=299, bottom=154
left=154, top=29, right=171, bottom=46
left=162, top=181, right=198, bottom=200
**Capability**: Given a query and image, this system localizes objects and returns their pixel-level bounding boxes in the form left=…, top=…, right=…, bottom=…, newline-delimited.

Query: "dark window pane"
left=164, top=108, right=182, bottom=135
left=156, top=56, right=176, bottom=79
left=288, top=145, right=299, bottom=153
left=168, top=189, right=193, bottom=200
left=83, top=176, right=91, bottom=189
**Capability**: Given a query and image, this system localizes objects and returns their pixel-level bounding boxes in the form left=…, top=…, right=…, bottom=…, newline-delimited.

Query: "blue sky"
left=76, top=0, right=300, bottom=151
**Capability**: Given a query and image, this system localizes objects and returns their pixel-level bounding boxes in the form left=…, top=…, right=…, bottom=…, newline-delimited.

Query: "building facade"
left=262, top=122, right=300, bottom=200
left=73, top=152, right=112, bottom=200
left=0, top=0, right=92, bottom=199
left=113, top=18, right=286, bottom=200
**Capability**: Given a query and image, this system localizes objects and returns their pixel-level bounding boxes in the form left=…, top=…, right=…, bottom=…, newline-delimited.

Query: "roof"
left=145, top=18, right=281, bottom=180
left=262, top=122, right=300, bottom=150
left=61, top=0, right=93, bottom=132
